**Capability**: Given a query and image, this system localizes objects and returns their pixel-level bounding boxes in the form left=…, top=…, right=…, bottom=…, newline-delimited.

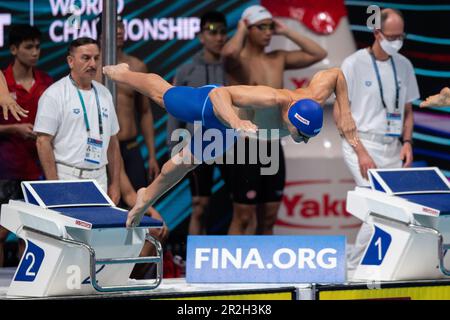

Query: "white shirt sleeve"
left=404, top=60, right=420, bottom=104
left=34, top=91, right=61, bottom=136
left=341, top=57, right=355, bottom=104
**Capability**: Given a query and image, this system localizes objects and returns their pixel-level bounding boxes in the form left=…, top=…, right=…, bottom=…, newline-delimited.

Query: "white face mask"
left=379, top=35, right=403, bottom=55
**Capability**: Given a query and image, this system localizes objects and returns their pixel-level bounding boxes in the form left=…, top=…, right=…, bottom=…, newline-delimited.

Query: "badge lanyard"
left=69, top=75, right=103, bottom=137
left=369, top=50, right=400, bottom=112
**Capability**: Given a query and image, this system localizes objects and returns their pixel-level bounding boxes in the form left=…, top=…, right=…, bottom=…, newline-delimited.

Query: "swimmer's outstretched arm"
left=0, top=70, right=28, bottom=121
left=126, top=150, right=198, bottom=228
left=103, top=63, right=173, bottom=108
left=309, top=68, right=358, bottom=147
left=209, top=85, right=287, bottom=132
left=420, top=87, right=450, bottom=108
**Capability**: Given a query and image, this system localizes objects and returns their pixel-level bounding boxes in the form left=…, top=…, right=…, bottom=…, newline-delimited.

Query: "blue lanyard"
left=369, top=49, right=400, bottom=111
left=69, top=75, right=104, bottom=136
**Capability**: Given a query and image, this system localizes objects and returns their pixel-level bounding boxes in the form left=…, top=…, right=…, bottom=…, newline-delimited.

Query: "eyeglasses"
left=380, top=30, right=406, bottom=41
left=249, top=22, right=275, bottom=31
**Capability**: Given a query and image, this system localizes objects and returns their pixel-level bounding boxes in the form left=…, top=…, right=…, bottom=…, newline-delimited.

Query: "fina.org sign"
left=186, top=235, right=346, bottom=283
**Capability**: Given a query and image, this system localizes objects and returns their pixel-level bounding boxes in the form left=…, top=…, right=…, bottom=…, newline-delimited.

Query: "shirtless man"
left=102, top=63, right=357, bottom=228
left=96, top=17, right=160, bottom=190
left=420, top=87, right=450, bottom=108
left=221, top=5, right=327, bottom=235
left=0, top=70, right=28, bottom=121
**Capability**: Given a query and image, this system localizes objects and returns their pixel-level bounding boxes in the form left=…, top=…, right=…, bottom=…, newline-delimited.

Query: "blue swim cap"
left=287, top=99, right=323, bottom=137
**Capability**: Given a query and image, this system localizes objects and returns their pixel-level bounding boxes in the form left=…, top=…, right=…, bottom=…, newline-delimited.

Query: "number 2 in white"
left=25, top=252, right=36, bottom=277
left=375, top=237, right=382, bottom=261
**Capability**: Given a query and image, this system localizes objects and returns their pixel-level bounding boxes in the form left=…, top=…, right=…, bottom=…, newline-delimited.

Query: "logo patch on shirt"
left=294, top=113, right=310, bottom=125
left=365, top=81, right=372, bottom=87
left=102, top=107, right=108, bottom=118
left=73, top=108, right=80, bottom=115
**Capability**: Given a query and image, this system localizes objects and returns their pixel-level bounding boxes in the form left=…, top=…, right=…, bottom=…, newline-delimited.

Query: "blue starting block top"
left=57, top=207, right=163, bottom=228
left=369, top=167, right=450, bottom=195
left=22, top=180, right=112, bottom=208
left=20, top=180, right=164, bottom=228
left=368, top=167, right=450, bottom=214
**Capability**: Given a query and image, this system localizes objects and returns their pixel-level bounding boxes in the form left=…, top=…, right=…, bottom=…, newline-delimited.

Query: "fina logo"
left=186, top=235, right=346, bottom=283
left=365, top=81, right=372, bottom=87
left=73, top=108, right=80, bottom=115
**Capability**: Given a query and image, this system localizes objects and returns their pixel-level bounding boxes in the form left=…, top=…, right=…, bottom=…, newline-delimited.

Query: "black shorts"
left=224, top=139, right=285, bottom=205
left=189, top=164, right=226, bottom=197
left=120, top=137, right=149, bottom=190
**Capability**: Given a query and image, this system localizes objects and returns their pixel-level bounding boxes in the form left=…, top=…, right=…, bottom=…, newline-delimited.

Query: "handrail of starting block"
left=369, top=212, right=450, bottom=277
left=23, top=226, right=163, bottom=293
left=404, top=224, right=450, bottom=277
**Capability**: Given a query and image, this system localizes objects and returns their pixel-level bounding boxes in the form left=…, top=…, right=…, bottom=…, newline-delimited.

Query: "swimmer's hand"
left=338, top=112, right=358, bottom=147
left=0, top=94, right=28, bottom=121
left=232, top=119, right=258, bottom=133
left=103, top=63, right=130, bottom=82
left=126, top=187, right=149, bottom=228
left=420, top=87, right=450, bottom=108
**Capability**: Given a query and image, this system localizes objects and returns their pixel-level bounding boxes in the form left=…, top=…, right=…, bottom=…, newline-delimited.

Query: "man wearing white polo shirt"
left=35, top=37, right=121, bottom=204
left=339, top=9, right=420, bottom=270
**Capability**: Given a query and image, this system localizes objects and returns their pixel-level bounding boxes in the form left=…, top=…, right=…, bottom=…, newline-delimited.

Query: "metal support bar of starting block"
left=23, top=226, right=163, bottom=293
left=369, top=212, right=450, bottom=277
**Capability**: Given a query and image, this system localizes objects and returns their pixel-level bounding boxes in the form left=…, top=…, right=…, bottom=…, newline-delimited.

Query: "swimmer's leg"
left=103, top=63, right=173, bottom=108
left=127, top=147, right=199, bottom=228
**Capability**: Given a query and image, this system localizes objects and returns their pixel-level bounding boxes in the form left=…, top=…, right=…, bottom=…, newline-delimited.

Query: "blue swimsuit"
left=163, top=85, right=235, bottom=160
left=163, top=85, right=228, bottom=131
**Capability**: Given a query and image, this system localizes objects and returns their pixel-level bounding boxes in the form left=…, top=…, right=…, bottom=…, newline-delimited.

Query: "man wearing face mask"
left=339, top=9, right=420, bottom=270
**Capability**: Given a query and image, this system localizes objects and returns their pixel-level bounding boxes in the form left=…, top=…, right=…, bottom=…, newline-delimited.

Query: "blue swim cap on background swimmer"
left=287, top=99, right=323, bottom=137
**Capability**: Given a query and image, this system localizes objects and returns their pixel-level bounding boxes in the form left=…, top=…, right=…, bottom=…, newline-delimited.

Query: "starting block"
left=347, top=167, right=450, bottom=281
left=0, top=180, right=164, bottom=297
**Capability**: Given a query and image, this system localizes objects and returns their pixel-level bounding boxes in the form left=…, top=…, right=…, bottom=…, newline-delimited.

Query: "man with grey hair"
left=339, top=8, right=420, bottom=270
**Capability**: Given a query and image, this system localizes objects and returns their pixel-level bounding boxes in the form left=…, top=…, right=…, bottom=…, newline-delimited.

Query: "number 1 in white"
left=375, top=237, right=382, bottom=261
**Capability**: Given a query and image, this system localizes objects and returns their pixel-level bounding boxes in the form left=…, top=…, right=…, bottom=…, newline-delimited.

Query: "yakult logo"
left=276, top=180, right=361, bottom=231
left=283, top=193, right=349, bottom=219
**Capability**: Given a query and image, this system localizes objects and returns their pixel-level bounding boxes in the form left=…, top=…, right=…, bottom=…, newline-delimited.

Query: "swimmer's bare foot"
left=103, top=63, right=130, bottom=83
left=420, top=87, right=450, bottom=108
left=126, top=187, right=148, bottom=228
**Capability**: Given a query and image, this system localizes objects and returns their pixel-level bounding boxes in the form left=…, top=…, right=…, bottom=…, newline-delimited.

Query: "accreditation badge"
left=385, top=112, right=402, bottom=137
left=85, top=138, right=103, bottom=164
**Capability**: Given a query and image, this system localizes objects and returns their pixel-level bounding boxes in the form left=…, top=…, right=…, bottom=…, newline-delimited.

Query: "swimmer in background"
left=103, top=63, right=358, bottom=228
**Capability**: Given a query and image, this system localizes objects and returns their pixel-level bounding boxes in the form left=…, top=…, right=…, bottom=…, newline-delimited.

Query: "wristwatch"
left=402, top=139, right=413, bottom=146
